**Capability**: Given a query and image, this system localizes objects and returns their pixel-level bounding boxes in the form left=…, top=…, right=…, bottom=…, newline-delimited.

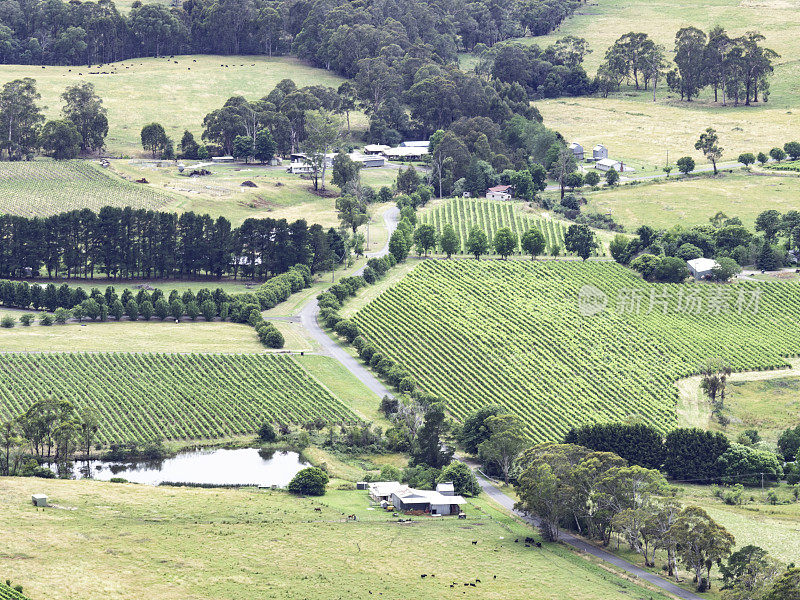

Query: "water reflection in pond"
left=58, top=448, right=308, bottom=486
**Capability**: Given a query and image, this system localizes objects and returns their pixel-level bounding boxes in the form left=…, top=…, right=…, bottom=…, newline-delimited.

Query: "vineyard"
left=0, top=583, right=28, bottom=600
left=420, top=198, right=567, bottom=254
left=0, top=353, right=359, bottom=442
left=353, top=260, right=800, bottom=441
left=0, top=161, right=172, bottom=217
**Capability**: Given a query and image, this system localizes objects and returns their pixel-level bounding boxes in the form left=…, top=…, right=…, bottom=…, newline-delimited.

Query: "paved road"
left=298, top=206, right=399, bottom=400
left=475, top=472, right=703, bottom=600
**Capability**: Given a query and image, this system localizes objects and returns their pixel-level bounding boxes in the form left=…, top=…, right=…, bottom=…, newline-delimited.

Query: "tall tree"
left=695, top=128, right=723, bottom=174
left=0, top=78, right=43, bottom=159
left=477, top=414, right=527, bottom=483
left=302, top=109, right=343, bottom=191
left=61, top=82, right=108, bottom=153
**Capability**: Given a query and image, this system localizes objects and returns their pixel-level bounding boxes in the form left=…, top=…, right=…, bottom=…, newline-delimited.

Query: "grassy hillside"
left=505, top=0, right=800, bottom=169
left=0, top=477, right=673, bottom=600
left=0, top=353, right=359, bottom=442
left=353, top=260, right=800, bottom=440
left=583, top=171, right=800, bottom=230
left=0, top=55, right=353, bottom=155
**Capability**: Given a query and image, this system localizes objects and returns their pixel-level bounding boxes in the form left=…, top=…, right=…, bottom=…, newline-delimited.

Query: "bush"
left=54, top=307, right=70, bottom=324
left=0, top=315, right=15, bottom=328
left=19, top=313, right=34, bottom=326
left=258, top=422, right=277, bottom=443
left=438, top=462, right=481, bottom=497
left=39, top=313, right=54, bottom=326
left=287, top=467, right=329, bottom=496
left=109, top=477, right=128, bottom=483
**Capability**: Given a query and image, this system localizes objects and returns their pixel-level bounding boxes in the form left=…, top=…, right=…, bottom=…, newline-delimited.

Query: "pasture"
left=0, top=55, right=353, bottom=155
left=0, top=353, right=359, bottom=442
left=679, top=484, right=800, bottom=566
left=420, top=198, right=567, bottom=255
left=353, top=260, right=800, bottom=440
left=514, top=0, right=800, bottom=168
left=0, top=320, right=270, bottom=353
left=0, top=477, right=673, bottom=600
left=583, top=172, right=800, bottom=230
left=0, top=160, right=172, bottom=217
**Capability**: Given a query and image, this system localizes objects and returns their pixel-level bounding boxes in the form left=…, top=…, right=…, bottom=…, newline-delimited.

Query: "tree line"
left=0, top=0, right=583, bottom=66
left=0, top=206, right=356, bottom=280
left=595, top=27, right=777, bottom=104
left=0, top=79, right=108, bottom=160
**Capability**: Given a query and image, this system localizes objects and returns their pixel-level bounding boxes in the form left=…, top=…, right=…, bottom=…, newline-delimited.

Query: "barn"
left=569, top=142, right=584, bottom=161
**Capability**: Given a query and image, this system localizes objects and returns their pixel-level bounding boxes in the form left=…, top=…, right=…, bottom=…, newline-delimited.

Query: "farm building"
left=592, top=144, right=608, bottom=161
left=400, top=141, right=430, bottom=149
left=391, top=484, right=466, bottom=516
left=352, top=153, right=386, bottom=168
left=569, top=142, right=584, bottom=161
left=369, top=481, right=403, bottom=503
left=384, top=146, right=428, bottom=160
left=289, top=152, right=384, bottom=173
left=595, top=158, right=634, bottom=173
left=364, top=144, right=390, bottom=155
left=211, top=155, right=235, bottom=163
left=487, top=185, right=513, bottom=200
left=687, top=257, right=719, bottom=279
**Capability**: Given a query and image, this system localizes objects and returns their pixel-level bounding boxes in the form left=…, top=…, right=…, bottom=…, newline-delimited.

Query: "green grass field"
left=498, top=0, right=800, bottom=169
left=0, top=320, right=269, bottom=353
left=0, top=160, right=173, bottom=217
left=0, top=477, right=673, bottom=600
left=0, top=55, right=354, bottom=155
left=353, top=260, right=800, bottom=440
left=420, top=198, right=567, bottom=255
left=680, top=484, right=800, bottom=565
left=583, top=171, right=800, bottom=230
left=0, top=353, right=359, bottom=442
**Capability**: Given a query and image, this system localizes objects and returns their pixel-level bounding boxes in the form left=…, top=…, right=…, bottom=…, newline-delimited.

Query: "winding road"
left=298, top=206, right=399, bottom=401
left=298, top=205, right=702, bottom=600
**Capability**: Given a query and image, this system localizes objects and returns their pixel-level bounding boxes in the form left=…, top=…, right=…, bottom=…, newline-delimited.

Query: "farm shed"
left=368, top=481, right=404, bottom=502
left=435, top=482, right=455, bottom=496
left=687, top=257, right=719, bottom=279
left=384, top=146, right=428, bottom=160
left=391, top=488, right=466, bottom=516
left=211, top=156, right=235, bottom=163
left=364, top=144, right=390, bottom=155
left=595, top=158, right=634, bottom=173
left=32, top=494, right=47, bottom=507
left=487, top=185, right=513, bottom=200
left=352, top=153, right=386, bottom=168
left=569, top=142, right=584, bottom=161
left=400, top=141, right=430, bottom=149
left=592, top=144, right=608, bottom=161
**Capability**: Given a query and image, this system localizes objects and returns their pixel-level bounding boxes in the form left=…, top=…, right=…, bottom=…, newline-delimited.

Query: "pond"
left=55, top=448, right=309, bottom=486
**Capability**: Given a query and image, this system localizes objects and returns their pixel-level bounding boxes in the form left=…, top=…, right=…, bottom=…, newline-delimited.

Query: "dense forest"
left=0, top=0, right=584, bottom=66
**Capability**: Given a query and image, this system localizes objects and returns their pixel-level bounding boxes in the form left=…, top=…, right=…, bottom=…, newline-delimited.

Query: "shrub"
left=287, top=467, right=329, bottom=496
left=0, top=315, right=15, bottom=328
left=19, top=313, right=34, bottom=326
left=39, top=313, right=54, bottom=326
left=438, top=462, right=481, bottom=497
left=258, top=422, right=277, bottom=442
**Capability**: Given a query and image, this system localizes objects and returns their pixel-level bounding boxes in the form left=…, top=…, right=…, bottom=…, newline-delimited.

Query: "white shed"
left=569, top=142, right=584, bottom=161
left=595, top=158, right=621, bottom=172
left=687, top=257, right=719, bottom=279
